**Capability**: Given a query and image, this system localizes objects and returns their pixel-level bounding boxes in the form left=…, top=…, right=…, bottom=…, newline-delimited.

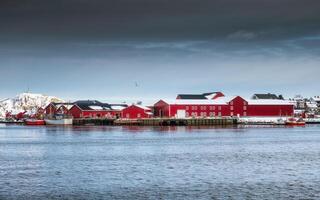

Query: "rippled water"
left=1, top=124, right=320, bottom=199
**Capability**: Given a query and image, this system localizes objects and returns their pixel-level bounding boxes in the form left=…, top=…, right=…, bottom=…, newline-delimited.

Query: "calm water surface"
left=1, top=124, right=320, bottom=199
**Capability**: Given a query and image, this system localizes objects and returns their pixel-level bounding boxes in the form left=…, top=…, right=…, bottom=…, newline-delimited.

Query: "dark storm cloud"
left=1, top=0, right=320, bottom=99
left=1, top=0, right=320, bottom=42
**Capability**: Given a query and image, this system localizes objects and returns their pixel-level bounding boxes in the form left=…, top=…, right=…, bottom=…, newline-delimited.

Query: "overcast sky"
left=1, top=0, right=319, bottom=103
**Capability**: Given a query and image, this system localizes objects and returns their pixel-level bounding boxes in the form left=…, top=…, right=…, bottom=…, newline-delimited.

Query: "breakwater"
left=73, top=117, right=237, bottom=126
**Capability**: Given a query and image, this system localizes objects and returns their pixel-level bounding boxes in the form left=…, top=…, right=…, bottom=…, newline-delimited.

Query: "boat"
left=285, top=118, right=306, bottom=126
left=273, top=118, right=286, bottom=125
left=44, top=118, right=73, bottom=125
left=304, top=118, right=320, bottom=124
left=45, top=118, right=73, bottom=125
left=24, top=119, right=46, bottom=126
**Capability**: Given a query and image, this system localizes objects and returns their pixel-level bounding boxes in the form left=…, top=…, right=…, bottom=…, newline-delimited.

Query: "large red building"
left=154, top=94, right=294, bottom=118
left=68, top=100, right=127, bottom=119
left=121, top=105, right=153, bottom=119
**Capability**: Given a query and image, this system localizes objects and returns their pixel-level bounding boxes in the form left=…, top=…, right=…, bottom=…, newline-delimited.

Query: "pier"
left=114, top=117, right=237, bottom=126
left=72, top=117, right=237, bottom=126
left=73, top=118, right=115, bottom=126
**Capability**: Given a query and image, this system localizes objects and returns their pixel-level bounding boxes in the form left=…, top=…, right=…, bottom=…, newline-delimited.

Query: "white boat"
left=304, top=118, right=320, bottom=124
left=45, top=118, right=73, bottom=125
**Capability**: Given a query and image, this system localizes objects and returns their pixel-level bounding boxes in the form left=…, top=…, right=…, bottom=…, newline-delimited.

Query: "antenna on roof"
left=135, top=81, right=139, bottom=87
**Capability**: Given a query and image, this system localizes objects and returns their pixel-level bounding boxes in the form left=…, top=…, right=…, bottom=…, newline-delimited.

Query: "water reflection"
left=0, top=124, right=320, bottom=199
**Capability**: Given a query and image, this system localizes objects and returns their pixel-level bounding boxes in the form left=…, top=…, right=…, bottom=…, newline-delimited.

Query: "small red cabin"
left=121, top=105, right=153, bottom=119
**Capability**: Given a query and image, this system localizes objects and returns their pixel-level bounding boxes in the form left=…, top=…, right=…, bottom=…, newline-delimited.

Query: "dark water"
left=1, top=124, right=320, bottom=200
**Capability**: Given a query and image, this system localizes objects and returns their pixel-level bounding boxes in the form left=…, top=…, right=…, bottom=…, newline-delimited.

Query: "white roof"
left=135, top=105, right=152, bottom=111
left=161, top=99, right=229, bottom=105
left=56, top=104, right=73, bottom=110
left=247, top=99, right=294, bottom=105
left=88, top=105, right=111, bottom=110
left=111, top=105, right=126, bottom=111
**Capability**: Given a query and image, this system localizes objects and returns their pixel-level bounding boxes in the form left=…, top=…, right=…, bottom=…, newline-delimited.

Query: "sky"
left=0, top=0, right=320, bottom=103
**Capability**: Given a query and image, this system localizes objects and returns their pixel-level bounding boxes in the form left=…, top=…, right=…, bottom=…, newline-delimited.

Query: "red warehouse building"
left=68, top=100, right=127, bottom=119
left=154, top=94, right=294, bottom=118
left=121, top=105, right=153, bottom=119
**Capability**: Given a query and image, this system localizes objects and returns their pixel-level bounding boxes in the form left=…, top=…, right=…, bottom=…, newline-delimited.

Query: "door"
left=176, top=110, right=186, bottom=119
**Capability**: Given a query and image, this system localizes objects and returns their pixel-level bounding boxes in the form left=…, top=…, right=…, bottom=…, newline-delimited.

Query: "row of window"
left=230, top=106, right=247, bottom=110
left=186, top=106, right=222, bottom=111
left=186, top=105, right=247, bottom=111
left=125, top=113, right=142, bottom=118
left=229, top=101, right=247, bottom=106
left=186, top=111, right=247, bottom=117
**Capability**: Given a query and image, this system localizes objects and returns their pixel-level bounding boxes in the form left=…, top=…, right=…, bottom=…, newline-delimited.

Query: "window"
left=230, top=101, right=233, bottom=105
left=186, top=112, right=189, bottom=117
left=243, top=102, right=247, bottom=105
left=230, top=112, right=234, bottom=116
left=186, top=106, right=189, bottom=110
left=218, top=112, right=222, bottom=117
left=243, top=106, right=247, bottom=110
left=137, top=113, right=141, bottom=118
left=243, top=112, right=247, bottom=116
left=126, top=113, right=130, bottom=118
left=230, top=106, right=234, bottom=110
left=218, top=106, right=221, bottom=110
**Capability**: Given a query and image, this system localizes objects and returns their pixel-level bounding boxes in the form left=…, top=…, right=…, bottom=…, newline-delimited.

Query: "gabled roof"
left=176, top=94, right=207, bottom=99
left=176, top=92, right=224, bottom=100
left=74, top=100, right=111, bottom=111
left=252, top=93, right=283, bottom=100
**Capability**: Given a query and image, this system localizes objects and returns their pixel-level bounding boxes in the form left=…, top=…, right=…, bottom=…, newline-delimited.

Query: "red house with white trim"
left=68, top=100, right=127, bottom=119
left=121, top=105, right=153, bottom=119
left=45, top=102, right=74, bottom=116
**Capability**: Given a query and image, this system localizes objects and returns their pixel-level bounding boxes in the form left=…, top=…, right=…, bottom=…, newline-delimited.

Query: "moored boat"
left=285, top=118, right=306, bottom=126
left=24, top=119, right=46, bottom=126
left=44, top=118, right=73, bottom=125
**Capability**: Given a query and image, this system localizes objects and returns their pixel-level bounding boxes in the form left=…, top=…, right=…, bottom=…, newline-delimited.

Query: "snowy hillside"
left=0, top=93, right=63, bottom=118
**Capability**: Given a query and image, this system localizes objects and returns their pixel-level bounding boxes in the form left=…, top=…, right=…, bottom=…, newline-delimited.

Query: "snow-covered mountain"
left=0, top=93, right=63, bottom=118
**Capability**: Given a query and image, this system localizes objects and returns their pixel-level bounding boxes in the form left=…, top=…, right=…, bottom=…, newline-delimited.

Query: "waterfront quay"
left=73, top=117, right=237, bottom=126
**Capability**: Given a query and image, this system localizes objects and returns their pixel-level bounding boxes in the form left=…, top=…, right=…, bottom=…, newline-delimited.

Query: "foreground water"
left=1, top=124, right=320, bottom=199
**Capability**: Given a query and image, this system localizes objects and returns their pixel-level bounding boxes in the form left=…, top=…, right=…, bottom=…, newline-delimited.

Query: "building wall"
left=229, top=96, right=248, bottom=117
left=69, top=106, right=119, bottom=119
left=56, top=106, right=69, bottom=115
left=45, top=104, right=57, bottom=115
left=153, top=97, right=294, bottom=118
left=69, top=106, right=82, bottom=118
left=170, top=104, right=230, bottom=117
left=121, top=105, right=151, bottom=119
left=154, top=100, right=170, bottom=117
left=247, top=105, right=294, bottom=116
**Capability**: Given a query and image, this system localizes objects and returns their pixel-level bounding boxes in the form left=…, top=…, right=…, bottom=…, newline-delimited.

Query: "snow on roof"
left=135, top=105, right=152, bottom=111
left=111, top=105, right=126, bottom=111
left=247, top=99, right=294, bottom=105
left=88, top=105, right=111, bottom=110
left=56, top=104, right=73, bottom=110
left=160, top=98, right=232, bottom=105
left=313, top=96, right=320, bottom=101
